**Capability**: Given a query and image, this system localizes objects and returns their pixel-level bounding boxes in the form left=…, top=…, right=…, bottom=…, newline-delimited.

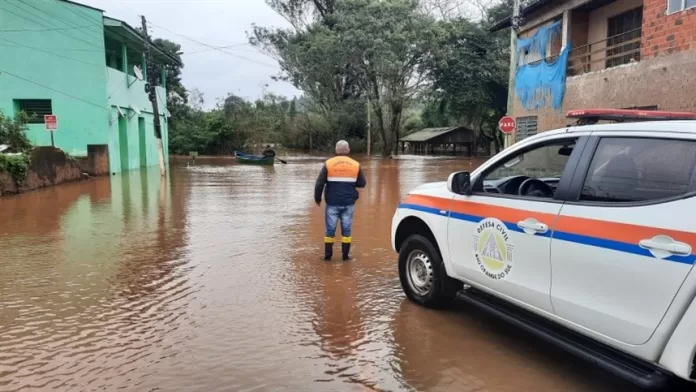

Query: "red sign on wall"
left=44, top=115, right=57, bottom=131
left=498, top=116, right=516, bottom=134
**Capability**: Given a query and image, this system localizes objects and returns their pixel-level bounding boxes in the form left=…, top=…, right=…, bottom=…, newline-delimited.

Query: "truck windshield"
left=486, top=143, right=575, bottom=180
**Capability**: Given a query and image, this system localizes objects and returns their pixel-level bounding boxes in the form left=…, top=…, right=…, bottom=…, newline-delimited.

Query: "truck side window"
left=474, top=138, right=578, bottom=198
left=580, top=137, right=696, bottom=203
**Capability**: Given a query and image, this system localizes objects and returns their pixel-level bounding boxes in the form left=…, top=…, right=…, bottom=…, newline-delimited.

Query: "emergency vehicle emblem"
left=473, top=218, right=514, bottom=280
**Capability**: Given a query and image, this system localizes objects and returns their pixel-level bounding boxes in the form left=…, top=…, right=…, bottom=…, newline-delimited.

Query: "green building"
left=0, top=0, right=180, bottom=173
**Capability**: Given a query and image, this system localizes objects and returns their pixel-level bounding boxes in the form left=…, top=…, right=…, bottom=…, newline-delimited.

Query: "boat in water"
left=234, top=151, right=275, bottom=166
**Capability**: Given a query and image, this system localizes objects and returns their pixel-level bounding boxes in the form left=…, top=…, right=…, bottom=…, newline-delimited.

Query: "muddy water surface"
left=0, top=156, right=645, bottom=391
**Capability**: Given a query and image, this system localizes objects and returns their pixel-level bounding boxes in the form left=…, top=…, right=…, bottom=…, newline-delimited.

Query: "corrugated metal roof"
left=489, top=0, right=557, bottom=32
left=399, top=127, right=464, bottom=142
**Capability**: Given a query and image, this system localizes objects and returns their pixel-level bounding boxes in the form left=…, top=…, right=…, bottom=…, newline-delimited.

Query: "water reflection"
left=0, top=157, right=666, bottom=391
left=391, top=300, right=636, bottom=392
left=0, top=168, right=191, bottom=391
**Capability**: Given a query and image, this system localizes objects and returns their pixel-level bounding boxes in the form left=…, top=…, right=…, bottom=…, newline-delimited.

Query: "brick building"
left=492, top=0, right=696, bottom=140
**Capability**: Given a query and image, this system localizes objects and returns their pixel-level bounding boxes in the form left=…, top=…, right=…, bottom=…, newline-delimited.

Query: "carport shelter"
left=399, top=126, right=476, bottom=155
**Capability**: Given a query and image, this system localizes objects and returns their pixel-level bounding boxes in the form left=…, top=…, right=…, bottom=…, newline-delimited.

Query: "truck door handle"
left=517, top=219, right=548, bottom=235
left=639, top=236, right=692, bottom=258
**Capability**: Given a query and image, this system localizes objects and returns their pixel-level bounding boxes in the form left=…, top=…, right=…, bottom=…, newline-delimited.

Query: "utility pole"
left=366, top=96, right=371, bottom=157
left=505, top=0, right=521, bottom=149
left=141, top=15, right=166, bottom=177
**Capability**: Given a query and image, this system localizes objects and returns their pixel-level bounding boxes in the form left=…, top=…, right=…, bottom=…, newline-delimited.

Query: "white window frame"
left=667, top=0, right=696, bottom=15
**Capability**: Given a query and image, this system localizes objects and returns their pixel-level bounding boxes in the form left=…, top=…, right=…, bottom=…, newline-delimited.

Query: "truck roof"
left=566, top=109, right=696, bottom=125
left=563, top=120, right=696, bottom=134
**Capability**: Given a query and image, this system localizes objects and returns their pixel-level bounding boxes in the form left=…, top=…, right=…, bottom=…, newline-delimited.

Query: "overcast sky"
left=81, top=0, right=301, bottom=108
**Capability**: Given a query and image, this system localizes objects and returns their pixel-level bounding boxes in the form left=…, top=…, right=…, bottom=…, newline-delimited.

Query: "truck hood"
left=408, top=181, right=447, bottom=194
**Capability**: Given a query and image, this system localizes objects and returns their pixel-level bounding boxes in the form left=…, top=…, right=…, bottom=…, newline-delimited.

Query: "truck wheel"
left=398, top=234, right=460, bottom=308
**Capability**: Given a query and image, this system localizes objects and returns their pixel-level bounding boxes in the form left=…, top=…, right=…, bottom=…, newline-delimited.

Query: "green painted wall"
left=138, top=117, right=147, bottom=167
left=0, top=0, right=109, bottom=157
left=118, top=115, right=129, bottom=170
left=0, top=0, right=171, bottom=173
left=105, top=68, right=168, bottom=173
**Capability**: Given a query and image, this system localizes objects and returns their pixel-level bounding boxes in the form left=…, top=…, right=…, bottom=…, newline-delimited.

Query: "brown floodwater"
left=0, top=155, right=653, bottom=391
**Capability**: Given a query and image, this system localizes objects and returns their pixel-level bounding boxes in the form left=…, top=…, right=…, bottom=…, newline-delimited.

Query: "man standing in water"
left=314, top=140, right=367, bottom=261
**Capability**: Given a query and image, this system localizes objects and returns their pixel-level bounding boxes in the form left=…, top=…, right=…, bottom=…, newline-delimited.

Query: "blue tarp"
left=514, top=20, right=570, bottom=111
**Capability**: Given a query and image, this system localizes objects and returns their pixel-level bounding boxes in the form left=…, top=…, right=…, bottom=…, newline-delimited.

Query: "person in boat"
left=262, top=145, right=276, bottom=158
left=314, top=140, right=367, bottom=261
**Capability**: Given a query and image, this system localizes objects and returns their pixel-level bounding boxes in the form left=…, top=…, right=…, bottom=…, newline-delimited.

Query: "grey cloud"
left=83, top=0, right=300, bottom=108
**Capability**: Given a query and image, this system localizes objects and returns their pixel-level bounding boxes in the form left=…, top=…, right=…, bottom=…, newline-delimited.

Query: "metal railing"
left=568, top=27, right=642, bottom=76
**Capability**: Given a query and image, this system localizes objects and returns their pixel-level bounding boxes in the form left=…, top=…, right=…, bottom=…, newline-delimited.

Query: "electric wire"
left=0, top=2, right=103, bottom=49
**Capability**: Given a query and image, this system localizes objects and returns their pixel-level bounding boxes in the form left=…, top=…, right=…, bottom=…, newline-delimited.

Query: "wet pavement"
left=0, top=155, right=654, bottom=391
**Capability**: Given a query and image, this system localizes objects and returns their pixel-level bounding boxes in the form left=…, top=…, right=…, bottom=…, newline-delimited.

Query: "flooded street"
left=0, top=156, right=646, bottom=391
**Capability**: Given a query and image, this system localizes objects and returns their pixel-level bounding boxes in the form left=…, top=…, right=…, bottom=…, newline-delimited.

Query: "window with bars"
left=668, top=0, right=696, bottom=14
left=606, top=7, right=643, bottom=69
left=516, top=116, right=538, bottom=142
left=15, top=99, right=53, bottom=124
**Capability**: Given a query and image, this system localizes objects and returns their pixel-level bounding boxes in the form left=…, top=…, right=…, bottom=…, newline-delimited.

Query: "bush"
left=0, top=111, right=32, bottom=153
left=0, top=153, right=30, bottom=185
left=0, top=111, right=32, bottom=185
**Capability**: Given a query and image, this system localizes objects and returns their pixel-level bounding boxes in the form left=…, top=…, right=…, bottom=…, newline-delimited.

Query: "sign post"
left=44, top=115, right=57, bottom=147
left=498, top=115, right=516, bottom=148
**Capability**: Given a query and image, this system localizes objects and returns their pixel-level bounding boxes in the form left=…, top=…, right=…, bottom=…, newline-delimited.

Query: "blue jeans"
left=324, top=204, right=355, bottom=243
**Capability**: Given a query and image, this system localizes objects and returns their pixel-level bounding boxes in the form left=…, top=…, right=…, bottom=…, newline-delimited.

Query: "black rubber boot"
left=342, top=243, right=352, bottom=261
left=323, top=243, right=333, bottom=261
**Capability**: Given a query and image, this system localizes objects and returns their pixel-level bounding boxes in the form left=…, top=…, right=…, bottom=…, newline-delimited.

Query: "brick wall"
left=642, top=0, right=696, bottom=58
left=511, top=50, right=696, bottom=132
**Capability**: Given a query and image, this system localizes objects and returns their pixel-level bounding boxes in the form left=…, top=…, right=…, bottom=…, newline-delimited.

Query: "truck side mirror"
left=447, top=171, right=471, bottom=195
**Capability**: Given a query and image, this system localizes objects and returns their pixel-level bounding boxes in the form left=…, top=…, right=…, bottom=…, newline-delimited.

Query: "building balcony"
left=568, top=27, right=642, bottom=76
left=567, top=0, right=643, bottom=76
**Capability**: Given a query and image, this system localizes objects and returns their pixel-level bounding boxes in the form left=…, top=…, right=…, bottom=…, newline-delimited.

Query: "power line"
left=60, top=0, right=104, bottom=25
left=184, top=44, right=256, bottom=55
left=94, top=2, right=277, bottom=69
left=0, top=36, right=106, bottom=68
left=0, top=67, right=169, bottom=128
left=144, top=20, right=278, bottom=69
left=0, top=23, right=100, bottom=33
left=15, top=0, right=105, bottom=43
left=0, top=67, right=108, bottom=110
left=0, top=2, right=102, bottom=49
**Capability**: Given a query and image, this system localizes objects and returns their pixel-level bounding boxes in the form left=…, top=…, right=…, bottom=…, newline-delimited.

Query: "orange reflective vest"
left=315, top=155, right=364, bottom=206
left=326, top=156, right=360, bottom=183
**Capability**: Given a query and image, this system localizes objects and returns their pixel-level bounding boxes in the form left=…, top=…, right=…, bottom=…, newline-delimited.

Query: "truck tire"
left=398, top=234, right=460, bottom=308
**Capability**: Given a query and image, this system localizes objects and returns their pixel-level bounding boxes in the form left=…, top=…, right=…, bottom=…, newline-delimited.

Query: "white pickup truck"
left=391, top=112, right=696, bottom=389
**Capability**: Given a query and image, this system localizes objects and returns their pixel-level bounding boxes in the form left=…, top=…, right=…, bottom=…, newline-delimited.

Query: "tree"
left=0, top=111, right=31, bottom=153
left=251, top=17, right=365, bottom=146
left=264, top=0, right=338, bottom=30
left=338, top=0, right=438, bottom=155
left=422, top=2, right=511, bottom=154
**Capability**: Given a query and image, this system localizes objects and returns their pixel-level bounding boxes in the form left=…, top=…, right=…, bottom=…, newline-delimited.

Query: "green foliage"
left=0, top=154, right=30, bottom=185
left=252, top=0, right=437, bottom=156
left=168, top=93, right=311, bottom=155
left=249, top=0, right=512, bottom=156
left=421, top=1, right=513, bottom=155
left=164, top=1, right=514, bottom=156
left=0, top=111, right=32, bottom=185
left=0, top=111, right=32, bottom=153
